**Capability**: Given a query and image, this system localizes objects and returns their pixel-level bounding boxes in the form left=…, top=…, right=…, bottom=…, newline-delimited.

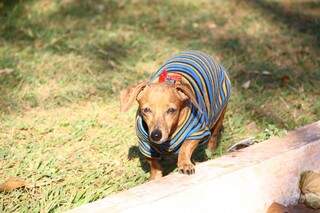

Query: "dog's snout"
left=150, top=129, right=162, bottom=142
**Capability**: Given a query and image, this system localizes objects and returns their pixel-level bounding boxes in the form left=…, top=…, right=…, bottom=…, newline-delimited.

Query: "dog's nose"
left=150, top=129, right=162, bottom=142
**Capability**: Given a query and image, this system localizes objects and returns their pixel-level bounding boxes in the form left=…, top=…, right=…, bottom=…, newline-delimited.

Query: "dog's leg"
left=147, top=158, right=163, bottom=180
left=208, top=106, right=227, bottom=152
left=177, top=140, right=200, bottom=175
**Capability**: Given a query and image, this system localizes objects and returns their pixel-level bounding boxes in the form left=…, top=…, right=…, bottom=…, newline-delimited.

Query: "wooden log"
left=69, top=121, right=320, bottom=213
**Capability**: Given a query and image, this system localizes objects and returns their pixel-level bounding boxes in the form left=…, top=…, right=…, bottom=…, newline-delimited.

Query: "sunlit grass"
left=0, top=0, right=319, bottom=212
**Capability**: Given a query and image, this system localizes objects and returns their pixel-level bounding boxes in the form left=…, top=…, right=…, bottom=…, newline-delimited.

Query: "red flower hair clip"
left=158, top=68, right=181, bottom=84
left=158, top=68, right=168, bottom=83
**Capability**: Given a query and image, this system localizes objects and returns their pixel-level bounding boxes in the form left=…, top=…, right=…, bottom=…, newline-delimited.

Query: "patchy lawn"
left=0, top=0, right=319, bottom=212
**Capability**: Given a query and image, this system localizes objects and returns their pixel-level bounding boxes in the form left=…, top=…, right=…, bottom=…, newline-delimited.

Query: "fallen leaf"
left=246, top=122, right=257, bottom=129
left=117, top=0, right=126, bottom=8
left=205, top=21, right=217, bottom=29
left=262, top=70, right=271, bottom=76
left=300, top=171, right=320, bottom=194
left=192, top=23, right=199, bottom=28
left=299, top=171, right=320, bottom=209
left=96, top=4, right=105, bottom=12
left=241, top=80, right=251, bottom=89
left=0, top=176, right=64, bottom=193
left=200, top=37, right=209, bottom=43
left=0, top=177, right=28, bottom=192
left=245, top=121, right=260, bottom=134
left=0, top=68, right=14, bottom=76
left=227, top=137, right=255, bottom=152
left=281, top=75, right=290, bottom=86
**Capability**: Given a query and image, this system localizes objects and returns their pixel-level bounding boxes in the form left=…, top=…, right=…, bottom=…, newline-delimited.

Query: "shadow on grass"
left=0, top=54, right=22, bottom=111
left=55, top=0, right=119, bottom=19
left=0, top=0, right=29, bottom=12
left=0, top=0, right=132, bottom=112
left=128, top=140, right=212, bottom=177
left=128, top=146, right=150, bottom=173
left=245, top=0, right=320, bottom=47
left=0, top=0, right=37, bottom=41
left=128, top=145, right=177, bottom=176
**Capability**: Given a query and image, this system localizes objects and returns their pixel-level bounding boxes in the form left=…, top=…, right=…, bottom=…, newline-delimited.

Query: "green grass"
left=0, top=0, right=319, bottom=212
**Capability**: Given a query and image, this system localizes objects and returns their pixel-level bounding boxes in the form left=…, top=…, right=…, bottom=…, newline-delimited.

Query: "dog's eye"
left=142, top=107, right=151, bottom=114
left=167, top=107, right=177, bottom=114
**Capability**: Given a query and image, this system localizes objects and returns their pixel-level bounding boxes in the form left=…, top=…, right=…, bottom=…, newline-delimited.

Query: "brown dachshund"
left=120, top=51, right=231, bottom=180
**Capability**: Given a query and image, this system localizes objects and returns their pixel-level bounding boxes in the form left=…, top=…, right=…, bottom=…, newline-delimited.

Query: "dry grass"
left=0, top=0, right=319, bottom=212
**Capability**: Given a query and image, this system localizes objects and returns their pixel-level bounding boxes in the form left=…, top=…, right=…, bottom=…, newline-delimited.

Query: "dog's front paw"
left=178, top=162, right=195, bottom=175
left=149, top=171, right=163, bottom=181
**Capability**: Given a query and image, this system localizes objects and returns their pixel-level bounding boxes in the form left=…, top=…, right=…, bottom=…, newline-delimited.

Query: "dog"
left=120, top=51, right=231, bottom=180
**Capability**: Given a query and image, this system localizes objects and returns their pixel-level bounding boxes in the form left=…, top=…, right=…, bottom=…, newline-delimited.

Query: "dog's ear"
left=120, top=81, right=148, bottom=112
left=175, top=82, right=202, bottom=113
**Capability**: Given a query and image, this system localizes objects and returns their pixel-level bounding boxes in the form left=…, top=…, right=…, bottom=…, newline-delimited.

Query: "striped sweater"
left=136, top=51, right=231, bottom=159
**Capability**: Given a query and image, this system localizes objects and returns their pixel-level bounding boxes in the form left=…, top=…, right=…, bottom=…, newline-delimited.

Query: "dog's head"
left=120, top=80, right=199, bottom=144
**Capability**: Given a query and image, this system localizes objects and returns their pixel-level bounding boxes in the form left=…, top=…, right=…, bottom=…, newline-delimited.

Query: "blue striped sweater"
left=136, top=51, right=231, bottom=159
